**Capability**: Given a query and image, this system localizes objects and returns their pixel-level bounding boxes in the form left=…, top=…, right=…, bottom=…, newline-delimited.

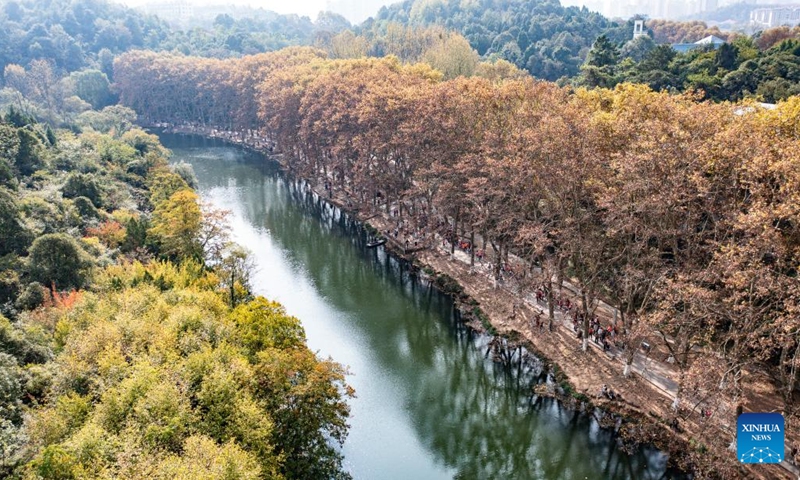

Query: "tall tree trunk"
left=230, top=270, right=236, bottom=308
left=582, top=291, right=589, bottom=352
left=547, top=275, right=555, bottom=332
left=556, top=263, right=564, bottom=295
left=493, top=243, right=502, bottom=283
left=451, top=206, right=459, bottom=257
left=470, top=231, right=475, bottom=267
left=620, top=311, right=634, bottom=377
left=673, top=369, right=685, bottom=412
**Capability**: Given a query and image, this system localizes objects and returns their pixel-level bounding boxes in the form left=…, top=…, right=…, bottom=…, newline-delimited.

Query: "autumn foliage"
left=115, top=48, right=800, bottom=475
left=17, top=261, right=353, bottom=480
left=85, top=220, right=125, bottom=248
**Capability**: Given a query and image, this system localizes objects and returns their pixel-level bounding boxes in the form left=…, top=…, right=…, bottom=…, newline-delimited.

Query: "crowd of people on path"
left=384, top=218, right=426, bottom=251
left=533, top=285, right=621, bottom=353
left=571, top=312, right=616, bottom=352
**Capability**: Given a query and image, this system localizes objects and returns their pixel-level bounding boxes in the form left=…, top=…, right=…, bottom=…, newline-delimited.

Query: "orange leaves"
left=86, top=220, right=126, bottom=248
left=42, top=288, right=82, bottom=311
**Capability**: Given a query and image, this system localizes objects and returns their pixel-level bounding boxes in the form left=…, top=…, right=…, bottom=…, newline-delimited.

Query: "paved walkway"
left=440, top=246, right=682, bottom=395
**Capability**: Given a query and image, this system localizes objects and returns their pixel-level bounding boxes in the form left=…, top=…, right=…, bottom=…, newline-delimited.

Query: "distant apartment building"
left=750, top=6, right=800, bottom=28
left=701, top=0, right=719, bottom=13
left=589, top=0, right=720, bottom=20
left=142, top=0, right=194, bottom=26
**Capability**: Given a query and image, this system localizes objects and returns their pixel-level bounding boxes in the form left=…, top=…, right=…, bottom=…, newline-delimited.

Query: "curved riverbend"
left=163, top=133, right=680, bottom=480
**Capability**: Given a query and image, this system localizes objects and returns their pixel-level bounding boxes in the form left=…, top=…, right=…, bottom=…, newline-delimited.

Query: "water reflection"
left=163, top=133, right=680, bottom=480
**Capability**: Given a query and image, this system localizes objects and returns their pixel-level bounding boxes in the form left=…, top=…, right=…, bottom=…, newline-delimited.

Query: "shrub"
left=62, top=173, right=103, bottom=208
left=16, top=282, right=46, bottom=311
left=28, top=234, right=93, bottom=291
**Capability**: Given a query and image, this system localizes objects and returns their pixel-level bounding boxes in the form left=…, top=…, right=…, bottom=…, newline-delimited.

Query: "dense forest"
left=0, top=0, right=351, bottom=78
left=4, top=0, right=800, bottom=103
left=115, top=47, right=800, bottom=477
left=306, top=1, right=800, bottom=102
left=0, top=75, right=353, bottom=478
left=575, top=24, right=800, bottom=102
left=366, top=0, right=621, bottom=80
left=0, top=0, right=171, bottom=74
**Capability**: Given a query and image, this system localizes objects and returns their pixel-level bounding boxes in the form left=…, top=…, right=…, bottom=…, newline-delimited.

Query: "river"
left=163, top=133, right=680, bottom=480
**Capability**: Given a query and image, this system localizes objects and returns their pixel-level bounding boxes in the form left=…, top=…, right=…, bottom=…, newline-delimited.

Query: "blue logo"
left=738, top=413, right=784, bottom=464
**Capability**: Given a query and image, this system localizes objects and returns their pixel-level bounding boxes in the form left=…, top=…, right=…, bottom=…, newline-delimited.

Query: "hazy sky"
left=115, top=0, right=392, bottom=21
left=112, top=0, right=782, bottom=24
left=117, top=0, right=331, bottom=18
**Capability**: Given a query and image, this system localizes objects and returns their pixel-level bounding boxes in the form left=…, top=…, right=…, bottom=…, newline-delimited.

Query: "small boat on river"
left=366, top=238, right=387, bottom=248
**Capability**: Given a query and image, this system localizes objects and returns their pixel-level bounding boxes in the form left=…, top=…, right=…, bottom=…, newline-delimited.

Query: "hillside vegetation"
left=367, top=0, right=623, bottom=80
left=0, top=97, right=353, bottom=479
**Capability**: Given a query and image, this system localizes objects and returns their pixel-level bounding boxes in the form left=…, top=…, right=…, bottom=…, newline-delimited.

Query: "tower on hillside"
left=633, top=19, right=646, bottom=39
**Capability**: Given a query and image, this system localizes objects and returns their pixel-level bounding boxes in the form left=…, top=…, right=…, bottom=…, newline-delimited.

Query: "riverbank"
left=160, top=124, right=792, bottom=479
left=359, top=187, right=793, bottom=480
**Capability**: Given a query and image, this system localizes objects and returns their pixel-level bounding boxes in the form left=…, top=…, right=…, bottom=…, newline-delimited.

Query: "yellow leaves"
left=147, top=170, right=190, bottom=207
left=474, top=59, right=529, bottom=83
left=149, top=189, right=202, bottom=261
left=25, top=261, right=308, bottom=479
left=230, top=297, right=306, bottom=356
left=422, top=33, right=479, bottom=79
left=403, top=62, right=444, bottom=82
left=328, top=30, right=369, bottom=60
left=153, top=435, right=264, bottom=480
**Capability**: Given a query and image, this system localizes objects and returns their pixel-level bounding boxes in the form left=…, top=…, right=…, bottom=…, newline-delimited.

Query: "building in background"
left=701, top=0, right=719, bottom=13
left=750, top=6, right=800, bottom=28
left=563, top=0, right=733, bottom=20
left=140, top=0, right=194, bottom=26
left=672, top=34, right=726, bottom=53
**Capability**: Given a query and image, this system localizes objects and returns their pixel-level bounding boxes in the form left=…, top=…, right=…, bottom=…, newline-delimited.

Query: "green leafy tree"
left=620, top=35, right=655, bottom=62
left=578, top=35, right=620, bottom=88
left=0, top=124, right=20, bottom=188
left=0, top=417, right=24, bottom=475
left=17, top=260, right=352, bottom=479
left=587, top=35, right=619, bottom=68
left=0, top=188, right=31, bottom=256
left=14, top=128, right=44, bottom=177
left=218, top=245, right=255, bottom=307
left=254, top=346, right=353, bottom=480
left=714, top=42, right=738, bottom=71
left=61, top=173, right=103, bottom=208
left=15, top=282, right=47, bottom=311
left=121, top=216, right=149, bottom=253
left=28, top=233, right=92, bottom=291
left=76, top=105, right=137, bottom=135
left=148, top=171, right=190, bottom=207
left=27, top=445, right=78, bottom=480
left=230, top=298, right=305, bottom=355
left=0, top=353, right=23, bottom=426
left=67, top=69, right=114, bottom=109
left=4, top=107, right=33, bottom=129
